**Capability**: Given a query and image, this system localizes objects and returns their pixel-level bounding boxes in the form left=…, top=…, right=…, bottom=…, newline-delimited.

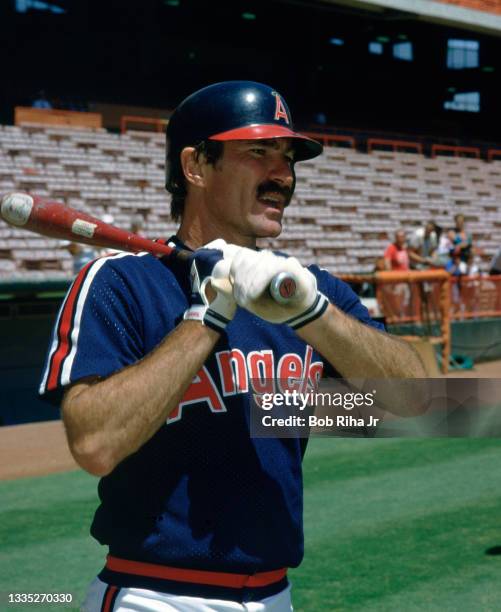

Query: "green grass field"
left=2, top=438, right=501, bottom=611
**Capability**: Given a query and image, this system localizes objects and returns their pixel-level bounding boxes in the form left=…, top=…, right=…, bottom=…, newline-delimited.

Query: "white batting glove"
left=229, top=248, right=329, bottom=328
left=183, top=239, right=238, bottom=332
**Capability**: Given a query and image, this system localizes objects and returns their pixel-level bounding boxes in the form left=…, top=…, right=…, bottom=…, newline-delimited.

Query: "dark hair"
left=169, top=140, right=224, bottom=222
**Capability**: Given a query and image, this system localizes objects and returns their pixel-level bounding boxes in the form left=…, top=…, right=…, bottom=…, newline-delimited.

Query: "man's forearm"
left=62, top=321, right=219, bottom=476
left=296, top=304, right=427, bottom=416
left=297, top=304, right=426, bottom=379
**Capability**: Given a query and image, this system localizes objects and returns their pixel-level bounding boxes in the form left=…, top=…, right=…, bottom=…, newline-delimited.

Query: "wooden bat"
left=0, top=192, right=297, bottom=304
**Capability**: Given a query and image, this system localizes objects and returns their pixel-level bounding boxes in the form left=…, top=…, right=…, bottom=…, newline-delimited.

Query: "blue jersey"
left=39, top=237, right=383, bottom=599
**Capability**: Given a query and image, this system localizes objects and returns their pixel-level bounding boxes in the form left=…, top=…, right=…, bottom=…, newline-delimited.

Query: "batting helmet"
left=165, top=80, right=323, bottom=194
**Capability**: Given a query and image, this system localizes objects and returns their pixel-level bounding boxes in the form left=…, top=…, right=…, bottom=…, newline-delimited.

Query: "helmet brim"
left=209, top=124, right=323, bottom=161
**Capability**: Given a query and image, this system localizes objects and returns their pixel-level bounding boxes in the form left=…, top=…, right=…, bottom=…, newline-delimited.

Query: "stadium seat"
left=1, top=125, right=500, bottom=277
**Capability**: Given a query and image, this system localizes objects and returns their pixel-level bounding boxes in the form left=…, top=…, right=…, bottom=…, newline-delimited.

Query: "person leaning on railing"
left=490, top=247, right=501, bottom=276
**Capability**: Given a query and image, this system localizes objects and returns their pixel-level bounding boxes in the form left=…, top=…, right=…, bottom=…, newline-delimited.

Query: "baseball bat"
left=0, top=192, right=297, bottom=304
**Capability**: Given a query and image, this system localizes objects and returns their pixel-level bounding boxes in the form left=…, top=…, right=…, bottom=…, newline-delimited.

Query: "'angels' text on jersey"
left=168, top=345, right=323, bottom=424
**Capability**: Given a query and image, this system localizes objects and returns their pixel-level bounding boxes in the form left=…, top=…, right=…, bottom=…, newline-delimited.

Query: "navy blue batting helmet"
left=165, top=81, right=323, bottom=194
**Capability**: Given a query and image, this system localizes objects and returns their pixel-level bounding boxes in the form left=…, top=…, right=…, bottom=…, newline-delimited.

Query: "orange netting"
left=341, top=270, right=451, bottom=373
left=340, top=271, right=501, bottom=374
left=449, top=275, right=501, bottom=320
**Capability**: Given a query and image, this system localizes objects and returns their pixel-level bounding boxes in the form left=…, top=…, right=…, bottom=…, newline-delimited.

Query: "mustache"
left=256, top=180, right=293, bottom=207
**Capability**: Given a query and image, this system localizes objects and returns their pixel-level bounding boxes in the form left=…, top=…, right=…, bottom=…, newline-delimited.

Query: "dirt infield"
left=0, top=420, right=77, bottom=480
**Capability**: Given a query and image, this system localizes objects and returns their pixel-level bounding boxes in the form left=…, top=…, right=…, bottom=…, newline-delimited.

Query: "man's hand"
left=183, top=239, right=238, bottom=332
left=228, top=247, right=329, bottom=328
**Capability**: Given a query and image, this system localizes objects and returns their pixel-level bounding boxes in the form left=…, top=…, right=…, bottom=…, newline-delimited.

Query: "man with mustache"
left=40, top=81, right=425, bottom=611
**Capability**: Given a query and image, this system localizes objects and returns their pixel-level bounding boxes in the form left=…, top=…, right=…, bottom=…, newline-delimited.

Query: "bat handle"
left=212, top=273, right=297, bottom=304
left=174, top=249, right=297, bottom=304
left=269, top=272, right=297, bottom=304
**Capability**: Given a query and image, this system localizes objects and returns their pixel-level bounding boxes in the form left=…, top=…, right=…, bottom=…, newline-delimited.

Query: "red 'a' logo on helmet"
left=272, top=91, right=290, bottom=124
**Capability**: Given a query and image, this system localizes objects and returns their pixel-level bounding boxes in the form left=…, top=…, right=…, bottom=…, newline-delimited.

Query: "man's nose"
left=268, top=157, right=294, bottom=187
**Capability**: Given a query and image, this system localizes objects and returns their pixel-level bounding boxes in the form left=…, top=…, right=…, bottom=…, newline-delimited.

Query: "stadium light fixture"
left=369, top=41, right=383, bottom=55
left=16, top=0, right=65, bottom=14
left=393, top=42, right=413, bottom=61
left=444, top=91, right=480, bottom=113
left=447, top=39, right=479, bottom=70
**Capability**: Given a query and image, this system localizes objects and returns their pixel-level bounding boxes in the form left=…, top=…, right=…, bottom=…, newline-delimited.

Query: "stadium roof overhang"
left=322, top=0, right=501, bottom=36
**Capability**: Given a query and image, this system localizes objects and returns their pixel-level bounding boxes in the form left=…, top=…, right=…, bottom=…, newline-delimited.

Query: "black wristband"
left=285, top=293, right=329, bottom=329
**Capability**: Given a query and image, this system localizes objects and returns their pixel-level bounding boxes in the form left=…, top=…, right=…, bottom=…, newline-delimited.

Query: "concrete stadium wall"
left=449, top=318, right=501, bottom=362
left=389, top=317, right=501, bottom=363
left=0, top=314, right=60, bottom=425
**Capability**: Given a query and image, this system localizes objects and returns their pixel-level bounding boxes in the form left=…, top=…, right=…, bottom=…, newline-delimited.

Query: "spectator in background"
left=446, top=251, right=467, bottom=316
left=130, top=215, right=145, bottom=236
left=408, top=221, right=437, bottom=269
left=374, top=257, right=386, bottom=272
left=453, top=213, right=473, bottom=263
left=98, top=214, right=120, bottom=256
left=432, top=222, right=443, bottom=242
left=433, top=229, right=455, bottom=267
left=461, top=252, right=481, bottom=317
left=383, top=230, right=411, bottom=318
left=64, top=242, right=97, bottom=276
left=32, top=90, right=52, bottom=109
left=489, top=247, right=501, bottom=314
left=98, top=214, right=144, bottom=256
left=384, top=230, right=410, bottom=271
left=465, top=252, right=479, bottom=277
left=445, top=251, right=467, bottom=277
left=102, top=213, right=115, bottom=226
left=489, top=247, right=501, bottom=276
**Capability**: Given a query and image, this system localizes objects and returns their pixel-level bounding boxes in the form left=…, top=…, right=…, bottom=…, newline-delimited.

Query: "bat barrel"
left=1, top=192, right=297, bottom=303
left=0, top=192, right=173, bottom=257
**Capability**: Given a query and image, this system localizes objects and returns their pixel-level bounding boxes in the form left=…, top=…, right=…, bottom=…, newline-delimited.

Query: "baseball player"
left=39, top=81, right=425, bottom=611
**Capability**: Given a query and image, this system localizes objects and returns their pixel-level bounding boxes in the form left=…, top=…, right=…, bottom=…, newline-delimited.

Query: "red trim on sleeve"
left=46, top=261, right=92, bottom=391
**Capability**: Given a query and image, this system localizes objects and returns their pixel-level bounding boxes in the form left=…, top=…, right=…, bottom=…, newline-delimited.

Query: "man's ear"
left=180, top=147, right=206, bottom=188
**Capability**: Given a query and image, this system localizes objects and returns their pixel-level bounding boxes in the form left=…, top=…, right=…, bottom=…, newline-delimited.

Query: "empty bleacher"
left=0, top=123, right=500, bottom=279
left=264, top=146, right=501, bottom=273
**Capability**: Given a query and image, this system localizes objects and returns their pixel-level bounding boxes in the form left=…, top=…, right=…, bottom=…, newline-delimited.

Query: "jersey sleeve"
left=309, top=265, right=386, bottom=377
left=39, top=255, right=144, bottom=405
